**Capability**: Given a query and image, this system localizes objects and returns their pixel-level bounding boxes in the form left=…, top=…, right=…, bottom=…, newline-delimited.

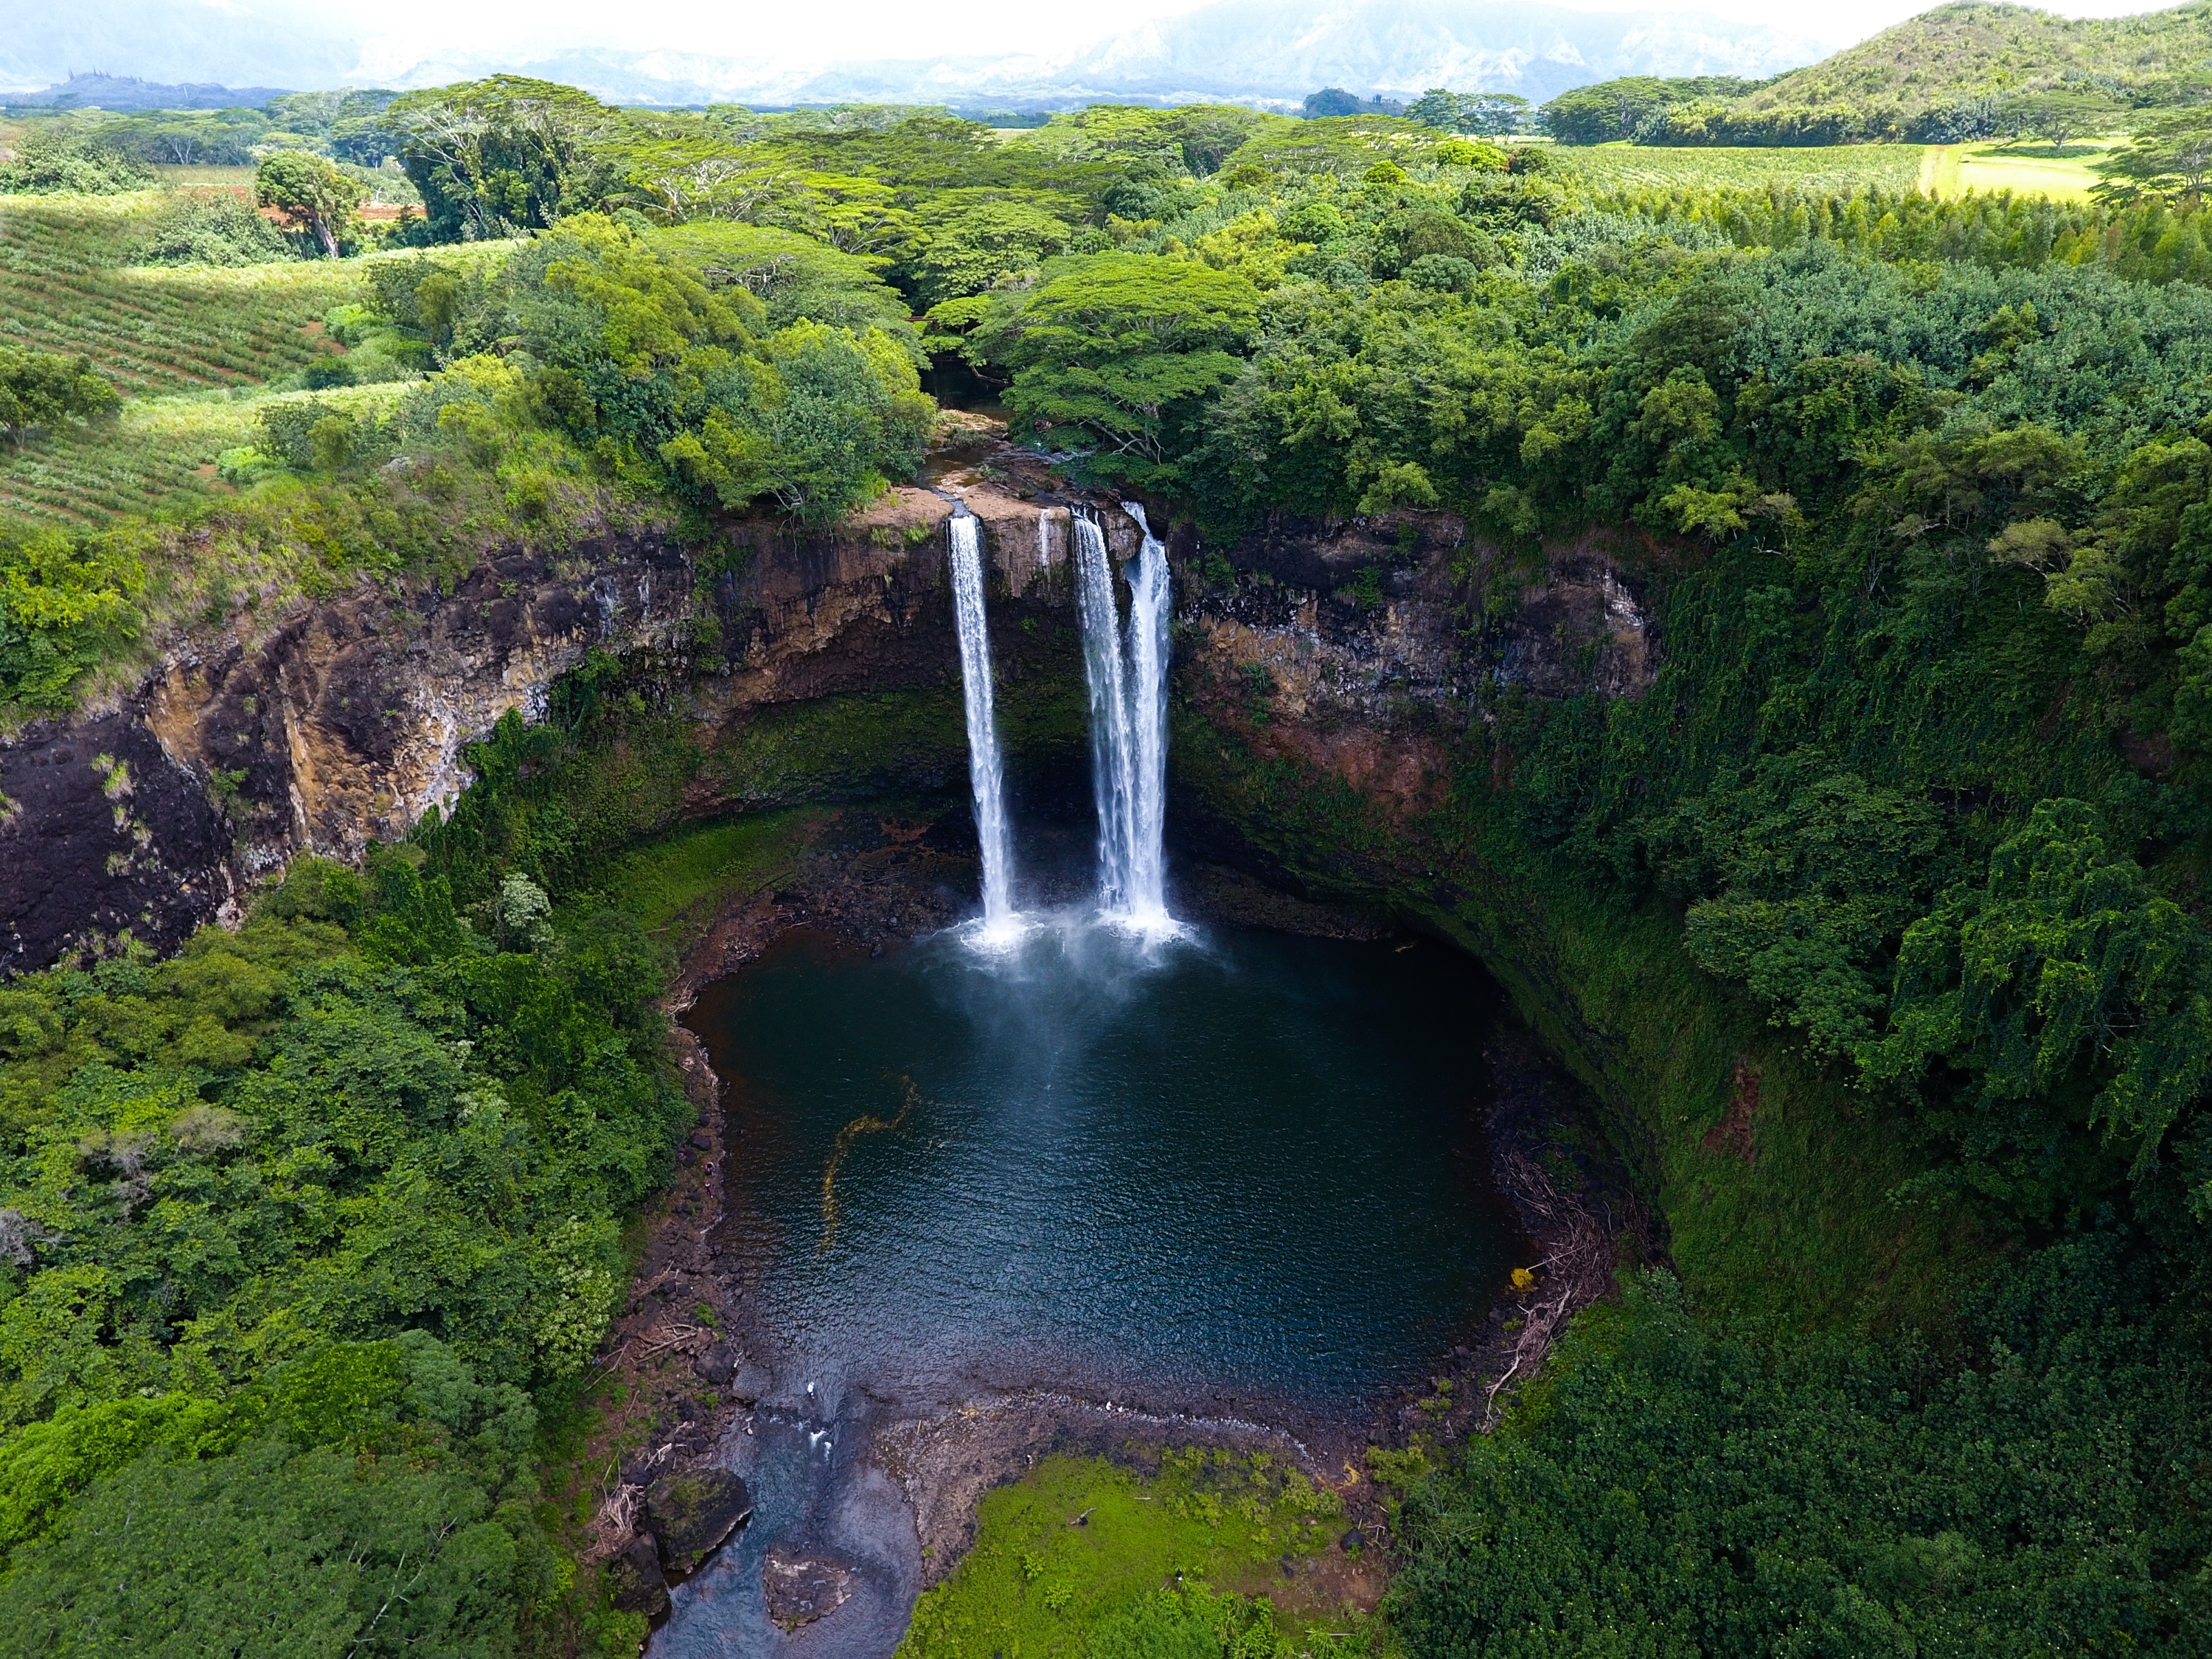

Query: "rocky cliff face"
left=1169, top=512, right=1662, bottom=823
left=0, top=429, right=1654, bottom=975
left=0, top=453, right=1142, bottom=975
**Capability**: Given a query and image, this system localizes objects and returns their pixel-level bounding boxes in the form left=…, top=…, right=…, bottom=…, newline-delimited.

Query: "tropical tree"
left=386, top=77, right=621, bottom=240
left=967, top=253, right=1259, bottom=486
left=1406, top=89, right=1531, bottom=136
left=2097, top=108, right=2212, bottom=201
left=254, top=150, right=366, bottom=258
left=2008, top=88, right=2119, bottom=151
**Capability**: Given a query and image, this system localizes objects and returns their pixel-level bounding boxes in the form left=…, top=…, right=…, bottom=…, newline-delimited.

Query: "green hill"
left=1551, top=0, right=2212, bottom=145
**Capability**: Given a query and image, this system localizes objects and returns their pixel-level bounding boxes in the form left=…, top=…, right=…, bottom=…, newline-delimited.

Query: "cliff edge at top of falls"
left=0, top=414, right=1133, bottom=975
left=0, top=419, right=1663, bottom=975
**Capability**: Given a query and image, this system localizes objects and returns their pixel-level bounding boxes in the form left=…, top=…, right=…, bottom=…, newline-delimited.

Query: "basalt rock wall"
left=0, top=476, right=1144, bottom=976
left=0, top=461, right=1658, bottom=981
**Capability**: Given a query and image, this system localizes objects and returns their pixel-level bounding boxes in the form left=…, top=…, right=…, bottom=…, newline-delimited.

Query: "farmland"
left=0, top=380, right=413, bottom=526
left=1553, top=141, right=1930, bottom=195
left=0, top=192, right=361, bottom=394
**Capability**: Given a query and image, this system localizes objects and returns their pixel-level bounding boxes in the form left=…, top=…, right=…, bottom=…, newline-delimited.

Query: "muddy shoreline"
left=574, top=807, right=1647, bottom=1650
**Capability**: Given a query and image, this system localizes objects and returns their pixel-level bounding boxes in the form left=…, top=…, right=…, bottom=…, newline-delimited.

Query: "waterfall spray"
left=947, top=512, right=1017, bottom=936
left=1121, top=502, right=1172, bottom=925
left=1071, top=507, right=1176, bottom=933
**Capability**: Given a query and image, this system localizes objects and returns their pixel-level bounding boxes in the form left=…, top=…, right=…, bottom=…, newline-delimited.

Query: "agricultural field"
left=0, top=380, right=411, bottom=526
left=1554, top=142, right=1930, bottom=195
left=1927, top=135, right=2124, bottom=201
left=0, top=191, right=361, bottom=393
left=0, top=187, right=524, bottom=523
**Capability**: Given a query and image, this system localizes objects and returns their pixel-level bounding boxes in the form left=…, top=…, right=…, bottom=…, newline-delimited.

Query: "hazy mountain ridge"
left=4, top=0, right=1824, bottom=109
left=400, top=1, right=1824, bottom=108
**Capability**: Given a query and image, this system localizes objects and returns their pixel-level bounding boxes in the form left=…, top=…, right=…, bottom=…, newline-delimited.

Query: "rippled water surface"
left=661, top=917, right=1516, bottom=1657
left=703, top=917, right=1515, bottom=1411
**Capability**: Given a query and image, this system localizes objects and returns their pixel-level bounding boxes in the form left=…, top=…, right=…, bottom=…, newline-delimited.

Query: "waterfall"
left=947, top=512, right=1016, bottom=933
left=1071, top=507, right=1176, bottom=932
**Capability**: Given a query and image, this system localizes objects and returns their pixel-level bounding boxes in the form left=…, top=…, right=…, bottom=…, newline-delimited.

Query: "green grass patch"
left=570, top=807, right=824, bottom=954
left=1950, top=134, right=2126, bottom=201
left=1557, top=143, right=1928, bottom=196
left=898, top=1450, right=1380, bottom=1659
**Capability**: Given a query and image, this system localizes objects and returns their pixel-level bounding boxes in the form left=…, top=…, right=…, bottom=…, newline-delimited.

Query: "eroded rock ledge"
left=1, top=425, right=1664, bottom=978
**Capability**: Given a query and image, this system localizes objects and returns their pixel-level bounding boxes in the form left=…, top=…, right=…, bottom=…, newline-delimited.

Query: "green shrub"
left=133, top=193, right=293, bottom=268
left=0, top=131, right=152, bottom=195
left=0, top=526, right=144, bottom=708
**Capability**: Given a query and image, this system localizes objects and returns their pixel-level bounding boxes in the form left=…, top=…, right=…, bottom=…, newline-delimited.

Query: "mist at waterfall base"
left=650, top=509, right=1515, bottom=1657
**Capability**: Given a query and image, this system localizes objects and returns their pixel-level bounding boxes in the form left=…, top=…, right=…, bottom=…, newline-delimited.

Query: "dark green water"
left=695, top=917, right=1519, bottom=1416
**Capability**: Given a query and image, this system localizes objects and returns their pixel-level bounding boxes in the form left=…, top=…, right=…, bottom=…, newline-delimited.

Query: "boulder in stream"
left=646, top=1468, right=754, bottom=1576
left=605, top=1531, right=669, bottom=1618
left=762, top=1547, right=857, bottom=1630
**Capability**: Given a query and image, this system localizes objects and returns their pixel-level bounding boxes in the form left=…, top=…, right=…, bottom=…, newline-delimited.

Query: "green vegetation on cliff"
left=10, top=61, right=2212, bottom=1659
left=0, top=855, right=683, bottom=1655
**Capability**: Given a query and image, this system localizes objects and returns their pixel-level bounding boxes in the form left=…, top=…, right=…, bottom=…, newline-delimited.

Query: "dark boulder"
left=695, top=1340, right=737, bottom=1385
left=728, top=1359, right=772, bottom=1406
left=646, top=1467, right=754, bottom=1576
left=605, top=1531, right=669, bottom=1618
left=762, top=1548, right=857, bottom=1630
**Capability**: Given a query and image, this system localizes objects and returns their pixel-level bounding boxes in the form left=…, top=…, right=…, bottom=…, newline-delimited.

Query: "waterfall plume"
left=1071, top=507, right=1177, bottom=934
left=947, top=511, right=1017, bottom=938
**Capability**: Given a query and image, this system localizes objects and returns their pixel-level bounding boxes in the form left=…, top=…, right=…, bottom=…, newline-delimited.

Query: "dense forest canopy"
left=7, top=31, right=2212, bottom=1655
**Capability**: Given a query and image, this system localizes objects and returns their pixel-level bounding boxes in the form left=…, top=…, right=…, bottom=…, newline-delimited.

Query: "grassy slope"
left=1735, top=0, right=2212, bottom=116
left=899, top=1453, right=1367, bottom=1659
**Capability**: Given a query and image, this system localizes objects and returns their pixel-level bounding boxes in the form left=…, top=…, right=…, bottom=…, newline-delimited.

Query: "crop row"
left=1554, top=143, right=1930, bottom=196
left=0, top=383, right=413, bottom=526
left=1, top=195, right=363, bottom=394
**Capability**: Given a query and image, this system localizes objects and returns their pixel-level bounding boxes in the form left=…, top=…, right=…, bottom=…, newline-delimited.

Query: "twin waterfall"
left=1074, top=507, right=1173, bottom=931
left=946, top=501, right=1178, bottom=942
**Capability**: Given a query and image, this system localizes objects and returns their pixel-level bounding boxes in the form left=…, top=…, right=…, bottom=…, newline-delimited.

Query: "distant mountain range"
left=0, top=0, right=359, bottom=102
left=392, top=1, right=1831, bottom=109
left=4, top=0, right=1830, bottom=110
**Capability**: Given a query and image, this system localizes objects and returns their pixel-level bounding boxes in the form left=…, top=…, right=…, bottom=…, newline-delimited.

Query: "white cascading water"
left=947, top=512, right=1017, bottom=936
left=1071, top=507, right=1176, bottom=933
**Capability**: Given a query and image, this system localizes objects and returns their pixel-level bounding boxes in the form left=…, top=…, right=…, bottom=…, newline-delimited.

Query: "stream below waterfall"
left=653, top=916, right=1520, bottom=1658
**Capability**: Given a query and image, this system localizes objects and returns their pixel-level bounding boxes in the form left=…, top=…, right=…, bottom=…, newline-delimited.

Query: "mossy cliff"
left=1, top=460, right=1980, bottom=1329
left=1161, top=509, right=1986, bottom=1330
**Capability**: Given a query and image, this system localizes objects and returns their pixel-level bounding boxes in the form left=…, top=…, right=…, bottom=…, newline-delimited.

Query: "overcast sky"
left=334, top=0, right=2197, bottom=73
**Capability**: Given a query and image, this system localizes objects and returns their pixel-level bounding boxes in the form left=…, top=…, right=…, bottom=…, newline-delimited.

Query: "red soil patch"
left=1702, top=1059, right=1760, bottom=1163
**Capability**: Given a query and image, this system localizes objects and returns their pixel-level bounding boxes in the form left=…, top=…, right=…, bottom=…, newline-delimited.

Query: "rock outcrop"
left=644, top=1467, right=754, bottom=1577
left=0, top=422, right=1660, bottom=974
left=0, top=465, right=1125, bottom=974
